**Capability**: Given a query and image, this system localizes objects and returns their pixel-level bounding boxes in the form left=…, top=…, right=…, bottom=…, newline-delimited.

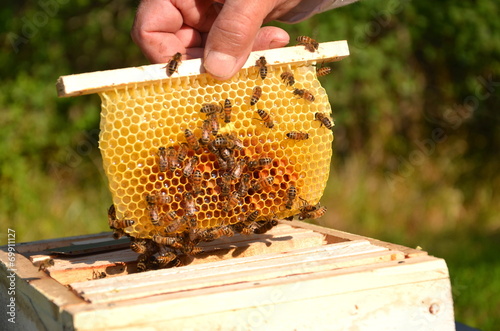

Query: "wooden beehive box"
left=0, top=221, right=455, bottom=330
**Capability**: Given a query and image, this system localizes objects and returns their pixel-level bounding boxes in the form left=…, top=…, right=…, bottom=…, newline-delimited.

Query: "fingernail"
left=204, top=51, right=237, bottom=80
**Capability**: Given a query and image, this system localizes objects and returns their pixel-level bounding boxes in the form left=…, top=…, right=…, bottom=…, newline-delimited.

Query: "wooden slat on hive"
left=56, top=40, right=349, bottom=97
left=62, top=255, right=453, bottom=331
left=29, top=223, right=327, bottom=285
left=15, top=232, right=115, bottom=255
left=69, top=239, right=403, bottom=304
left=0, top=247, right=85, bottom=330
left=288, top=220, right=428, bottom=258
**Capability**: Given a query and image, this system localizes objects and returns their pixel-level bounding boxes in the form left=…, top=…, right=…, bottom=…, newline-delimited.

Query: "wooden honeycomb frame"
left=57, top=40, right=350, bottom=267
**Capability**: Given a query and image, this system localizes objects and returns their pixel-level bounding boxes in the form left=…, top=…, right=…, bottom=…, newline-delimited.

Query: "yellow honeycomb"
left=98, top=64, right=333, bottom=240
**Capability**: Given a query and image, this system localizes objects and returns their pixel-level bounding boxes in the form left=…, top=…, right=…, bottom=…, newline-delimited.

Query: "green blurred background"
left=1, top=0, right=499, bottom=329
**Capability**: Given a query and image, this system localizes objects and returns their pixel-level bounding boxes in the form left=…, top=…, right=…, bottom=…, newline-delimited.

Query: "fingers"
left=204, top=0, right=276, bottom=80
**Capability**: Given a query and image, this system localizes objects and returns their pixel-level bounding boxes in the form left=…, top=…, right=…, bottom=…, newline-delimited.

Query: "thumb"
left=203, top=0, right=275, bottom=80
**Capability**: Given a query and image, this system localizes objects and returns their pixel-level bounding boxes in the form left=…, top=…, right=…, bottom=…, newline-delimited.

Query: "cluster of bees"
left=107, top=36, right=333, bottom=272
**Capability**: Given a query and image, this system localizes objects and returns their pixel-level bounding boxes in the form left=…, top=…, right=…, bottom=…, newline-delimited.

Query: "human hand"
left=131, top=0, right=302, bottom=80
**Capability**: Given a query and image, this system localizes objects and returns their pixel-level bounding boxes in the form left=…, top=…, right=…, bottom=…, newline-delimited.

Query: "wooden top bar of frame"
left=56, top=40, right=349, bottom=97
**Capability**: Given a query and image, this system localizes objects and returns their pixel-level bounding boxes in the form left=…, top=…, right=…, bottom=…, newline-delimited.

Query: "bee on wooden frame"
left=92, top=270, right=107, bottom=279
left=255, top=56, right=268, bottom=80
left=296, top=36, right=319, bottom=52
left=164, top=52, right=182, bottom=76
left=37, top=258, right=55, bottom=272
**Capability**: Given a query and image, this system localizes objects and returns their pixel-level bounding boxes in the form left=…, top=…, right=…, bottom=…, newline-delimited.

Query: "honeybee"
left=194, top=228, right=216, bottom=242
left=299, top=205, right=327, bottom=220
left=130, top=239, right=148, bottom=254
left=298, top=197, right=318, bottom=213
left=186, top=216, right=198, bottom=229
left=240, top=222, right=259, bottom=235
left=293, top=88, right=315, bottom=102
left=37, top=258, right=55, bottom=272
left=198, top=226, right=233, bottom=242
left=297, top=197, right=327, bottom=220
left=223, top=99, right=232, bottom=123
left=250, top=86, right=262, bottom=106
left=223, top=191, right=241, bottom=212
left=183, top=155, right=199, bottom=178
left=251, top=176, right=274, bottom=191
left=255, top=56, right=268, bottom=80
left=220, top=173, right=232, bottom=198
left=112, top=228, right=125, bottom=240
left=237, top=173, right=251, bottom=197
left=280, top=71, right=295, bottom=86
left=285, top=185, right=297, bottom=210
left=156, top=251, right=177, bottom=267
left=246, top=210, right=261, bottom=223
left=183, top=244, right=205, bottom=255
left=111, top=215, right=135, bottom=229
left=227, top=134, right=244, bottom=151
left=107, top=204, right=117, bottom=228
left=108, top=204, right=134, bottom=229
left=164, top=213, right=185, bottom=233
left=316, top=66, right=332, bottom=77
left=296, top=36, right=319, bottom=52
left=200, top=119, right=212, bottom=145
left=177, top=142, right=189, bottom=164
left=315, top=112, right=334, bottom=130
left=190, top=169, right=203, bottom=195
left=215, top=152, right=229, bottom=171
left=213, top=135, right=230, bottom=149
left=152, top=234, right=183, bottom=248
left=254, top=216, right=279, bottom=234
left=208, top=113, right=220, bottom=136
left=157, top=146, right=168, bottom=172
left=255, top=109, right=274, bottom=129
left=146, top=191, right=172, bottom=205
left=137, top=254, right=150, bottom=272
left=228, top=158, right=245, bottom=181
left=164, top=52, right=182, bottom=76
left=247, top=157, right=273, bottom=171
left=212, top=225, right=235, bottom=239
left=220, top=148, right=235, bottom=169
left=184, top=192, right=197, bottom=217
left=92, top=270, right=107, bottom=279
left=147, top=204, right=162, bottom=226
left=167, top=146, right=180, bottom=171
left=286, top=131, right=310, bottom=140
left=184, top=128, right=200, bottom=151
left=200, top=103, right=221, bottom=115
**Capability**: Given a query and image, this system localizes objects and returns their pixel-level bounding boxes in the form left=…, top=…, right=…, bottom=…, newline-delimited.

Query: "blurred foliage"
left=0, top=0, right=499, bottom=329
